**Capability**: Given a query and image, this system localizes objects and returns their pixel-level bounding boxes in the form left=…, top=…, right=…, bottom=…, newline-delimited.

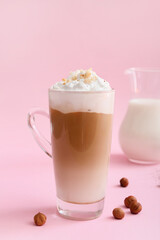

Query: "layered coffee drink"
left=49, top=69, right=114, bottom=206
left=50, top=109, right=112, bottom=203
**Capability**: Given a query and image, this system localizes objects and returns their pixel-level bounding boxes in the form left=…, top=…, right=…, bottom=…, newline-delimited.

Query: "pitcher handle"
left=28, top=108, right=52, bottom=158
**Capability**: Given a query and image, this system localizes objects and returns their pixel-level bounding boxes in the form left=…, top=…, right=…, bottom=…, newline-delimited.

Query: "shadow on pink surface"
left=110, top=153, right=159, bottom=167
left=110, top=154, right=132, bottom=167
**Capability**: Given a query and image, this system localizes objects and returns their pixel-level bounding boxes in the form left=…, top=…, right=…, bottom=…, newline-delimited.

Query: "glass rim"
left=126, top=67, right=160, bottom=73
left=48, top=88, right=115, bottom=94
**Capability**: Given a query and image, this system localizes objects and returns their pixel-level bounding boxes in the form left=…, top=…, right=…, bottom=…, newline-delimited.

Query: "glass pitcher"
left=119, top=68, right=160, bottom=164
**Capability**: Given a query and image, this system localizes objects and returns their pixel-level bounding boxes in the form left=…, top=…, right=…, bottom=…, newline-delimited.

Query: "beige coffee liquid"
left=50, top=108, right=113, bottom=204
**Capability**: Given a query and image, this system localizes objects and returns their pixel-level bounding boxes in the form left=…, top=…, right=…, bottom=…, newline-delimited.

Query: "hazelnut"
left=84, top=78, right=92, bottom=84
left=72, top=76, right=77, bottom=80
left=120, top=177, right=129, bottom=187
left=112, top=208, right=125, bottom=219
left=85, top=70, right=91, bottom=78
left=124, top=196, right=137, bottom=208
left=34, top=212, right=47, bottom=226
left=80, top=74, right=85, bottom=78
left=130, top=202, right=142, bottom=214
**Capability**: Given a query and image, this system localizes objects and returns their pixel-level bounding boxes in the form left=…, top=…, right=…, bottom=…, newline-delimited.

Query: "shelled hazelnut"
left=34, top=212, right=47, bottom=226
left=130, top=202, right=142, bottom=214
left=112, top=208, right=125, bottom=219
left=120, top=177, right=129, bottom=187
left=124, top=196, right=137, bottom=208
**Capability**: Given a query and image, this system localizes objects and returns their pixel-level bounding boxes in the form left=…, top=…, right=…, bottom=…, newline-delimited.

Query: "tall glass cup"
left=28, top=88, right=115, bottom=220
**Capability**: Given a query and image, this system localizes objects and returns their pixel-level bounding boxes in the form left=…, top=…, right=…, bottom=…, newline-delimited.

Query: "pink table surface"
left=1, top=1, right=160, bottom=239
left=1, top=146, right=160, bottom=240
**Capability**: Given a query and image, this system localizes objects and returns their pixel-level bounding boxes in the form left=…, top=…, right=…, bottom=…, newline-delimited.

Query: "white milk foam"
left=51, top=69, right=112, bottom=91
left=49, top=69, right=114, bottom=114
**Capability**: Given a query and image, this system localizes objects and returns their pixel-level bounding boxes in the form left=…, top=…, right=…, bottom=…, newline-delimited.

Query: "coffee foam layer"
left=49, top=91, right=114, bottom=114
left=51, top=69, right=112, bottom=91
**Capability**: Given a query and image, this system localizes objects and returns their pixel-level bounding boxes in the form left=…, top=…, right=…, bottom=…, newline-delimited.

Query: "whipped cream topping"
left=51, top=68, right=112, bottom=91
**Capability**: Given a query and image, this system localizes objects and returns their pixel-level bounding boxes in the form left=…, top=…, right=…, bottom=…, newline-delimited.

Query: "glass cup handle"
left=28, top=108, right=52, bottom=158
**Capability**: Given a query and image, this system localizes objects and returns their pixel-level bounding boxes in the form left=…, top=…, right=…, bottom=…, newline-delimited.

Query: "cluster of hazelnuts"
left=33, top=177, right=142, bottom=225
left=112, top=177, right=142, bottom=220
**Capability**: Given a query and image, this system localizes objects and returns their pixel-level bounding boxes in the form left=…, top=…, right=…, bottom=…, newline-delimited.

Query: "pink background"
left=0, top=1, right=160, bottom=239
